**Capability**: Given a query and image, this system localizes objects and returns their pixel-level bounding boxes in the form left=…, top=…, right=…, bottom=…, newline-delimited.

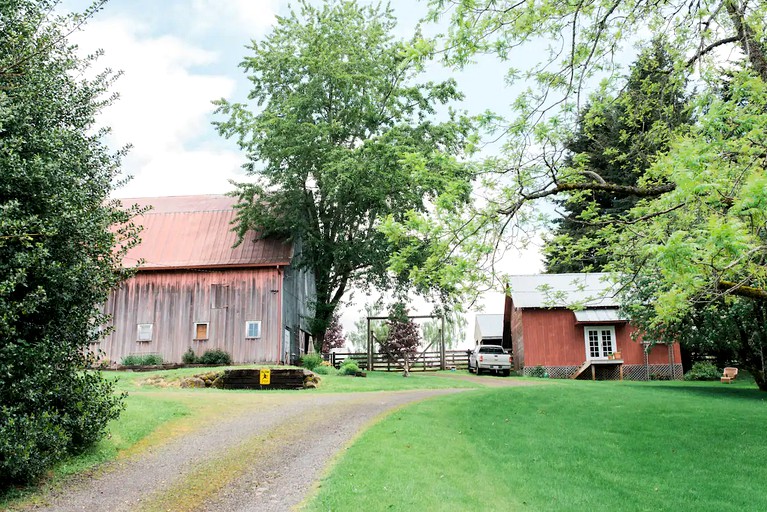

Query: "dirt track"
left=29, top=375, right=533, bottom=512
left=31, top=389, right=461, bottom=512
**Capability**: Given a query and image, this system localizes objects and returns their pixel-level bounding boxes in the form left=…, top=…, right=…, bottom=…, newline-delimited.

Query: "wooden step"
left=571, top=360, right=592, bottom=380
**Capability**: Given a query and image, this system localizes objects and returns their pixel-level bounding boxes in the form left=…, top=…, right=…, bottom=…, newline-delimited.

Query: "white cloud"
left=190, top=0, right=280, bottom=34
left=73, top=18, right=246, bottom=198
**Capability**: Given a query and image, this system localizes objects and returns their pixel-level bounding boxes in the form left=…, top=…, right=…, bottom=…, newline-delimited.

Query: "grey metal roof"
left=474, top=314, right=504, bottom=339
left=573, top=308, right=627, bottom=323
left=508, top=273, right=620, bottom=309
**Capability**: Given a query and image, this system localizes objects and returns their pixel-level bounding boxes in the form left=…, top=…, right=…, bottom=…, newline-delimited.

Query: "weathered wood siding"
left=515, top=308, right=682, bottom=367
left=281, top=259, right=316, bottom=364
left=510, top=301, right=525, bottom=371
left=103, top=268, right=284, bottom=364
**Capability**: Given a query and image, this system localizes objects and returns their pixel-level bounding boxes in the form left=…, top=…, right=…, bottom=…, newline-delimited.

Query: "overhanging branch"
left=498, top=180, right=676, bottom=216
left=719, top=280, right=767, bottom=301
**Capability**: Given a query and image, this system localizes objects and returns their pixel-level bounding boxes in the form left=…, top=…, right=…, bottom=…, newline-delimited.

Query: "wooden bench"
left=721, top=367, right=738, bottom=384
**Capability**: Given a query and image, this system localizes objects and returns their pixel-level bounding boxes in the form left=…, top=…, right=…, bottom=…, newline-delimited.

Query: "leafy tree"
left=543, top=41, right=692, bottom=273
left=379, top=304, right=421, bottom=377
left=422, top=310, right=466, bottom=349
left=610, top=72, right=767, bottom=388
left=214, top=0, right=475, bottom=352
left=0, top=0, right=138, bottom=484
left=321, top=313, right=346, bottom=352
left=347, top=303, right=389, bottom=352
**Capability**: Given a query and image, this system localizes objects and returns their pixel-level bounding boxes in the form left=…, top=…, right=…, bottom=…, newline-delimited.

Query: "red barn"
left=101, top=195, right=315, bottom=365
left=508, top=273, right=682, bottom=380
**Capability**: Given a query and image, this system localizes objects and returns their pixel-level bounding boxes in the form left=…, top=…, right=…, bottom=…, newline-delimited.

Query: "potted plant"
left=613, top=351, right=622, bottom=360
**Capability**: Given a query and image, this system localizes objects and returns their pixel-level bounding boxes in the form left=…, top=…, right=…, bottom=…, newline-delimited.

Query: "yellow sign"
left=259, top=369, right=271, bottom=385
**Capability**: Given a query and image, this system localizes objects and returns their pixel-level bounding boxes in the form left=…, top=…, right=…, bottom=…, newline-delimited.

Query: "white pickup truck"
left=469, top=345, right=512, bottom=376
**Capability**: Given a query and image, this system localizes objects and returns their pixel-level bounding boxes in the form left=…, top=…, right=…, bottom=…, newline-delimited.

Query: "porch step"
left=571, top=360, right=592, bottom=380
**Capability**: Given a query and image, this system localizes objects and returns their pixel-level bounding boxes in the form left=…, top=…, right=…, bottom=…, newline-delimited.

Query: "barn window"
left=584, top=325, right=615, bottom=360
left=245, top=321, right=262, bottom=339
left=194, top=322, right=209, bottom=340
left=137, top=323, right=153, bottom=342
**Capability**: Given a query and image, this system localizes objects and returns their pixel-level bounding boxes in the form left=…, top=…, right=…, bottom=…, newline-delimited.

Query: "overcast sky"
left=62, top=0, right=544, bottom=344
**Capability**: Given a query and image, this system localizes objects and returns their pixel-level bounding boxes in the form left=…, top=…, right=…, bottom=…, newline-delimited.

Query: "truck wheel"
left=476, top=366, right=482, bottom=376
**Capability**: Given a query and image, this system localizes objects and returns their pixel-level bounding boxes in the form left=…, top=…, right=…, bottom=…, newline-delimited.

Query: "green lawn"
left=304, top=379, right=767, bottom=512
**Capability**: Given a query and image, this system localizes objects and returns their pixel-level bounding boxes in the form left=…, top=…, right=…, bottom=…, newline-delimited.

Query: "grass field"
left=304, top=378, right=767, bottom=512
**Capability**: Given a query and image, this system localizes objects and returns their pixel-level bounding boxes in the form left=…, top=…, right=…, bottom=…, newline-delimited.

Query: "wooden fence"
left=327, top=350, right=470, bottom=372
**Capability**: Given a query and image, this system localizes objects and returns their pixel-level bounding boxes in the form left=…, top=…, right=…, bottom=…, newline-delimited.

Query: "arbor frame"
left=366, top=314, right=446, bottom=371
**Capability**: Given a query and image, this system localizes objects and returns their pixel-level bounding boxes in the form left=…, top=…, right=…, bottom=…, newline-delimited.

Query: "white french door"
left=584, top=326, right=616, bottom=360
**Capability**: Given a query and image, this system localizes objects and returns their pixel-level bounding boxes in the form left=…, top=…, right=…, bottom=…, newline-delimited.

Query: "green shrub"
left=0, top=408, right=67, bottom=483
left=142, top=354, right=163, bottom=366
left=338, top=360, right=361, bottom=376
left=120, top=354, right=163, bottom=366
left=120, top=354, right=141, bottom=366
left=528, top=366, right=547, bottom=378
left=312, top=364, right=332, bottom=375
left=182, top=348, right=198, bottom=364
left=301, top=353, right=324, bottom=371
left=198, top=349, right=232, bottom=365
left=684, top=361, right=722, bottom=381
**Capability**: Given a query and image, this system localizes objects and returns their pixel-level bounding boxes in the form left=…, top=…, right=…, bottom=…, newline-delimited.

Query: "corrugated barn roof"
left=118, top=195, right=292, bottom=270
left=508, top=273, right=619, bottom=309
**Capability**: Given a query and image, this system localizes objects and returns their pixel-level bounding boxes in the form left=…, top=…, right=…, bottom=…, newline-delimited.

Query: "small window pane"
left=246, top=321, right=261, bottom=339
left=137, top=323, right=153, bottom=342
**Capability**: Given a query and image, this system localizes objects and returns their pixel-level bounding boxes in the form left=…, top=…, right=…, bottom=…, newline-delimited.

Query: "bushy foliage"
left=300, top=353, right=324, bottom=371
left=684, top=361, right=723, bottom=381
left=312, top=364, right=333, bottom=375
left=198, top=349, right=232, bottom=366
left=182, top=348, right=198, bottom=364
left=528, top=366, right=548, bottom=378
left=338, top=360, right=361, bottom=376
left=322, top=314, right=346, bottom=353
left=121, top=354, right=163, bottom=366
left=0, top=1, right=137, bottom=485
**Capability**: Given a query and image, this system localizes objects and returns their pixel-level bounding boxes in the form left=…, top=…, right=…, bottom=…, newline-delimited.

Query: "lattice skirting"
left=523, top=364, right=683, bottom=380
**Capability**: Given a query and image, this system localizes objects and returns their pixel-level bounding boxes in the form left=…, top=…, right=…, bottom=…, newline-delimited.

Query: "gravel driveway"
left=31, top=388, right=471, bottom=512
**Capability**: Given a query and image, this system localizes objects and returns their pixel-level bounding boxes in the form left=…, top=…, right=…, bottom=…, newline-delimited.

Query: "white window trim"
left=584, top=325, right=616, bottom=361
left=193, top=322, right=209, bottom=341
left=137, top=323, right=153, bottom=342
left=245, top=321, right=262, bottom=339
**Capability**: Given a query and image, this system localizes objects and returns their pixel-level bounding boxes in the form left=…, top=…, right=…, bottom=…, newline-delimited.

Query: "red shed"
left=101, top=195, right=315, bottom=365
left=508, top=273, right=682, bottom=380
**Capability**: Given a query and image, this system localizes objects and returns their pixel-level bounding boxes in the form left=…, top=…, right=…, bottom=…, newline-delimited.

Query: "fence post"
left=331, top=352, right=336, bottom=368
left=439, top=316, right=446, bottom=370
left=367, top=317, right=372, bottom=372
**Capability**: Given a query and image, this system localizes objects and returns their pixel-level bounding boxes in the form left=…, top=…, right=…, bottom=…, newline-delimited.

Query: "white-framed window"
left=194, top=322, right=209, bottom=340
left=245, top=321, right=262, bottom=339
left=584, top=325, right=616, bottom=360
left=137, top=323, right=153, bottom=342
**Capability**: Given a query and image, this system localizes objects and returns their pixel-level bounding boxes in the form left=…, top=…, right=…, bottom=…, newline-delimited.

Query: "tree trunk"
left=726, top=0, right=767, bottom=82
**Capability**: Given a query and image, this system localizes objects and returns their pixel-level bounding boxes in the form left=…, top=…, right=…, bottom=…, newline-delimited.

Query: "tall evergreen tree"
left=544, top=41, right=692, bottom=272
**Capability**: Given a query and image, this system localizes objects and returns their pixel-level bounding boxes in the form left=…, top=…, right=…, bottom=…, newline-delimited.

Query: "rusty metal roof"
left=118, top=195, right=292, bottom=270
